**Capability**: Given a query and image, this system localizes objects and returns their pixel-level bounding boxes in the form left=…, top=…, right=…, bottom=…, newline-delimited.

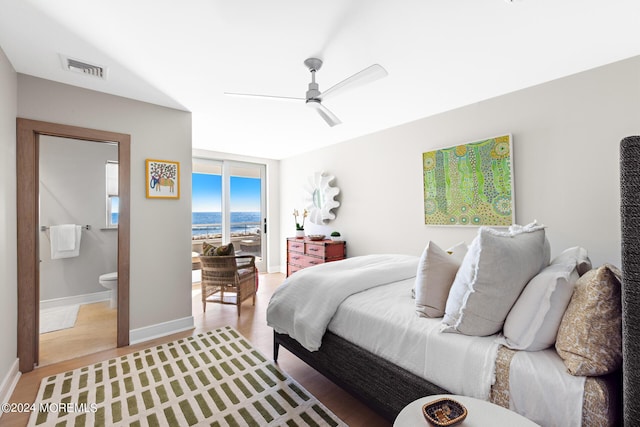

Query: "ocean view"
left=192, top=211, right=261, bottom=237
left=111, top=212, right=261, bottom=237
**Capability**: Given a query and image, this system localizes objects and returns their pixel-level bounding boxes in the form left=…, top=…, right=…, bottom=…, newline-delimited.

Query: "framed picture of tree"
left=146, top=159, right=180, bottom=199
left=422, top=135, right=514, bottom=226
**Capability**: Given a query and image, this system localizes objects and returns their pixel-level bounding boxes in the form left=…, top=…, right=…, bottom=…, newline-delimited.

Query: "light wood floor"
left=39, top=301, right=117, bottom=367
left=1, top=273, right=390, bottom=427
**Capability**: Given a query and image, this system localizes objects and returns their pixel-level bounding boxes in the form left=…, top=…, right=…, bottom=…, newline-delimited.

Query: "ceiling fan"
left=224, top=58, right=388, bottom=127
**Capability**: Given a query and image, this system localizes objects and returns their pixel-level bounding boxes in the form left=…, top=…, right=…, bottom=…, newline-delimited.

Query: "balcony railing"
left=191, top=222, right=261, bottom=240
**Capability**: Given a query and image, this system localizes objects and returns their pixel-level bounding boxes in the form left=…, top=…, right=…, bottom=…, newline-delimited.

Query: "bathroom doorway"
left=37, top=136, right=119, bottom=366
left=16, top=119, right=130, bottom=373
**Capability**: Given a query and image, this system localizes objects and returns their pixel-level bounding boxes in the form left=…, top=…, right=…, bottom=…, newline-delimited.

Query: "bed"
left=268, top=136, right=639, bottom=426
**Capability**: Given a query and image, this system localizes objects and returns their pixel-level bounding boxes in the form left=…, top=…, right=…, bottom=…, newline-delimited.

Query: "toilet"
left=99, top=272, right=118, bottom=309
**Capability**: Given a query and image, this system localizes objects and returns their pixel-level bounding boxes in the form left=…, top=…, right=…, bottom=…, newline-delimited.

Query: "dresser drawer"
left=288, top=253, right=323, bottom=268
left=299, top=254, right=324, bottom=268
left=287, top=264, right=303, bottom=276
left=305, top=241, right=345, bottom=259
left=287, top=239, right=305, bottom=253
left=286, top=237, right=346, bottom=276
left=304, top=242, right=326, bottom=257
left=287, top=251, right=306, bottom=265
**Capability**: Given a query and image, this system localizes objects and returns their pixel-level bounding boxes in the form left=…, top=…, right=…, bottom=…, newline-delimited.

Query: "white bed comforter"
left=328, top=277, right=500, bottom=400
left=268, top=254, right=586, bottom=425
left=266, top=254, right=419, bottom=351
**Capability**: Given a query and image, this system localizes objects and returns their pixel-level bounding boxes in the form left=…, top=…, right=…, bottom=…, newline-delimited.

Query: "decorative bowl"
left=308, top=234, right=325, bottom=241
left=422, top=398, right=467, bottom=426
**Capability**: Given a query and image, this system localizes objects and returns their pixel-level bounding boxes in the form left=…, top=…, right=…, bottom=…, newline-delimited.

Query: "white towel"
left=50, top=224, right=82, bottom=259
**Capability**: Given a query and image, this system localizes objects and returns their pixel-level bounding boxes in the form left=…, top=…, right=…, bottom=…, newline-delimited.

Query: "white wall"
left=192, top=149, right=281, bottom=273
left=0, top=45, right=18, bottom=403
left=281, top=56, right=640, bottom=269
left=18, top=75, right=193, bottom=334
left=39, top=136, right=118, bottom=301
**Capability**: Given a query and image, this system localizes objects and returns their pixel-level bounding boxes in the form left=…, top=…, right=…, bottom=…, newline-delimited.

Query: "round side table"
left=393, top=394, right=539, bottom=426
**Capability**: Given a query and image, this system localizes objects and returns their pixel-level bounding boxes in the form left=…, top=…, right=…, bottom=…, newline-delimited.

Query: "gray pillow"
left=442, top=222, right=549, bottom=336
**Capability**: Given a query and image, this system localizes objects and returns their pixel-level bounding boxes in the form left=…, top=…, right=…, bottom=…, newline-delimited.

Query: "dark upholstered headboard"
left=621, top=135, right=640, bottom=425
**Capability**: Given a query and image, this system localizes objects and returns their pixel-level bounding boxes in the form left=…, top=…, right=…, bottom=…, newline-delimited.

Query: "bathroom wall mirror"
left=303, top=171, right=340, bottom=224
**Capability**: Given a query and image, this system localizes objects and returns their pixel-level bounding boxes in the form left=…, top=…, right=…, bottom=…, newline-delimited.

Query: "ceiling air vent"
left=60, top=55, right=107, bottom=80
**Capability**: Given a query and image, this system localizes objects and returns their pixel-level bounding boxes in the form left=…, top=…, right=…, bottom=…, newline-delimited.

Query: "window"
left=106, top=161, right=119, bottom=228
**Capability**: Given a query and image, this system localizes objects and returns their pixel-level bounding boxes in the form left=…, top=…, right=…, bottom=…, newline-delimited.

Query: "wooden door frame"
left=16, top=118, right=130, bottom=373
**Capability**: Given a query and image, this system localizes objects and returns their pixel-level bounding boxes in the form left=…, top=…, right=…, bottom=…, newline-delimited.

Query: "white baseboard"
left=40, top=291, right=110, bottom=310
left=129, top=316, right=195, bottom=345
left=192, top=270, right=201, bottom=284
left=0, top=359, right=20, bottom=413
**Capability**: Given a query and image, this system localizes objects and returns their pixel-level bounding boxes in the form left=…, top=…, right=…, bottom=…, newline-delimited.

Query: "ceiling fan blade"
left=307, top=100, right=342, bottom=127
left=321, top=64, right=387, bottom=100
left=224, top=92, right=304, bottom=102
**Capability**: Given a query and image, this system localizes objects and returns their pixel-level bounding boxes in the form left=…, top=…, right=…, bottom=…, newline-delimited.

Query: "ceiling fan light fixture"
left=306, top=98, right=321, bottom=107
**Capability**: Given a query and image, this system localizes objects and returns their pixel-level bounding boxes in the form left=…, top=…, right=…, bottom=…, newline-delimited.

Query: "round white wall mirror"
left=303, top=172, right=340, bottom=224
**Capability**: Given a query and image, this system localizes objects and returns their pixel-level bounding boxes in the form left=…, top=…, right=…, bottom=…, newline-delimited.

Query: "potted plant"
left=293, top=209, right=308, bottom=238
left=330, top=231, right=342, bottom=241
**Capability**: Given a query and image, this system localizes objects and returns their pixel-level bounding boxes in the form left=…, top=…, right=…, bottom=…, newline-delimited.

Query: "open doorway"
left=37, top=136, right=119, bottom=366
left=16, top=119, right=130, bottom=373
left=191, top=158, right=266, bottom=312
left=191, top=159, right=267, bottom=271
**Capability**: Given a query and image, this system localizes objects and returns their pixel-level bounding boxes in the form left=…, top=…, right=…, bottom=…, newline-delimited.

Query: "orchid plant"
left=293, top=209, right=308, bottom=230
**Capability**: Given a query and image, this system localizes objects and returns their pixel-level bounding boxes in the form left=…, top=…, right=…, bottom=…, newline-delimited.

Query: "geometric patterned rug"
left=28, top=326, right=347, bottom=426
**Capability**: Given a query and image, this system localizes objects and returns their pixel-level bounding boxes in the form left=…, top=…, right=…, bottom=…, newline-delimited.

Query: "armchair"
left=199, top=255, right=256, bottom=316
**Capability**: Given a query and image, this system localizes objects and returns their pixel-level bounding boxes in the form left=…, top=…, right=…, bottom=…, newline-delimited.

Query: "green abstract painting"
left=423, top=135, right=514, bottom=226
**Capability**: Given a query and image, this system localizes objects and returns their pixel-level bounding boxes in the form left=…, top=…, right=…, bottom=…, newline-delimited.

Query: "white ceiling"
left=1, top=1, right=639, bottom=159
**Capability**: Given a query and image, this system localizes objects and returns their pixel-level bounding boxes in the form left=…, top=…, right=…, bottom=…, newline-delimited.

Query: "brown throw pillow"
left=555, top=264, right=622, bottom=376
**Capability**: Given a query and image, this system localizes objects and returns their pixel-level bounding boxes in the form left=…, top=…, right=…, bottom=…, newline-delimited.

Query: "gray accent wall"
left=39, top=136, right=118, bottom=301
left=0, top=44, right=18, bottom=402
left=17, top=74, right=193, bottom=331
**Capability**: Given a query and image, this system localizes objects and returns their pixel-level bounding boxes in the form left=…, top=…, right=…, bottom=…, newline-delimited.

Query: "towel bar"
left=40, top=224, right=91, bottom=232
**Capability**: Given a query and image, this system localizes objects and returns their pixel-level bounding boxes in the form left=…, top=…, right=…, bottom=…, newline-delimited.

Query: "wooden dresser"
left=286, top=237, right=346, bottom=276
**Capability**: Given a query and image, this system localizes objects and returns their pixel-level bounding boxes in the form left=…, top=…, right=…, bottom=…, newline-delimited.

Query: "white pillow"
left=551, top=246, right=592, bottom=275
left=415, top=241, right=467, bottom=318
left=500, top=261, right=580, bottom=350
left=441, top=222, right=549, bottom=336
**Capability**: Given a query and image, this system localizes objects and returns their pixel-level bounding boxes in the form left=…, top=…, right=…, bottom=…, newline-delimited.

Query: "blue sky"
left=192, top=173, right=261, bottom=212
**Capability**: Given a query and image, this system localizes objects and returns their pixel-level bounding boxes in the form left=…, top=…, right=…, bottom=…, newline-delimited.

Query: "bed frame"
left=274, top=331, right=448, bottom=421
left=621, top=135, right=639, bottom=425
left=274, top=136, right=640, bottom=425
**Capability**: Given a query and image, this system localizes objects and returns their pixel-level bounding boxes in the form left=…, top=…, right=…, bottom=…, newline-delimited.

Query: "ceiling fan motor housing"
left=306, top=81, right=321, bottom=101
left=305, top=58, right=323, bottom=100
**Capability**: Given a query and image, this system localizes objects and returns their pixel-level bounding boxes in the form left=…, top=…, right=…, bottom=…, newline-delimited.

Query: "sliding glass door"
left=192, top=158, right=266, bottom=272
